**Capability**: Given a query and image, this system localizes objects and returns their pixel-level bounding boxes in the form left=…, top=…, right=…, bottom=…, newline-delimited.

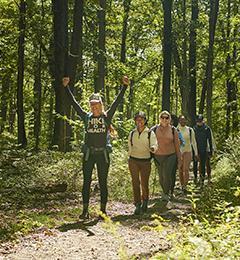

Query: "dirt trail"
left=0, top=194, right=192, bottom=260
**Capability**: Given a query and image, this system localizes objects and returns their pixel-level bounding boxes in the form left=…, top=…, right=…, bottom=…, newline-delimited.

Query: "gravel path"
left=0, top=196, right=191, bottom=260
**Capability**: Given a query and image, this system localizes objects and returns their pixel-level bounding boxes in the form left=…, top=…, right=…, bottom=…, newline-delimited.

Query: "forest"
left=0, top=0, right=239, bottom=258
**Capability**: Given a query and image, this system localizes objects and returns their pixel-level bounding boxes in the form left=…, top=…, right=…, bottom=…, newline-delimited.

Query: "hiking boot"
left=79, top=204, right=89, bottom=219
left=100, top=203, right=107, bottom=214
left=161, top=193, right=169, bottom=202
left=169, top=193, right=175, bottom=201
left=194, top=177, right=198, bottom=185
left=182, top=187, right=187, bottom=195
left=141, top=200, right=148, bottom=213
left=79, top=210, right=89, bottom=220
left=134, top=203, right=142, bottom=215
left=200, top=179, right=204, bottom=190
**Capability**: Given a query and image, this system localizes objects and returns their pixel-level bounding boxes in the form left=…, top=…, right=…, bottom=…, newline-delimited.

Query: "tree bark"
left=225, top=0, right=239, bottom=138
left=52, top=0, right=69, bottom=151
left=0, top=75, right=9, bottom=133
left=66, top=0, right=84, bottom=151
left=33, top=46, right=42, bottom=150
left=188, top=0, right=198, bottom=126
left=199, top=0, right=219, bottom=127
left=17, top=0, right=27, bottom=147
left=161, top=0, right=173, bottom=111
left=119, top=0, right=131, bottom=119
left=96, top=0, right=106, bottom=93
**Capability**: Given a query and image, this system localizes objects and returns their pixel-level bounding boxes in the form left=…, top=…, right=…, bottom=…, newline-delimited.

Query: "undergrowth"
left=152, top=135, right=240, bottom=259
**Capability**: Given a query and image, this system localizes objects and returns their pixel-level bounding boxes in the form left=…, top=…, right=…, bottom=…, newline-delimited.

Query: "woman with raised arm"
left=62, top=76, right=129, bottom=219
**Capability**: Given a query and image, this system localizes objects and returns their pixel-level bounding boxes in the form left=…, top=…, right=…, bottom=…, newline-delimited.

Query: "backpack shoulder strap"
left=171, top=126, right=175, bottom=144
left=130, top=129, right=135, bottom=146
left=151, top=125, right=158, bottom=133
left=84, top=112, right=92, bottom=130
left=189, top=127, right=192, bottom=143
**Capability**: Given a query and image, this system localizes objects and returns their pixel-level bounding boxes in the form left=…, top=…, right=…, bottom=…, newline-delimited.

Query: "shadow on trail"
left=58, top=219, right=98, bottom=236
left=111, top=195, right=192, bottom=229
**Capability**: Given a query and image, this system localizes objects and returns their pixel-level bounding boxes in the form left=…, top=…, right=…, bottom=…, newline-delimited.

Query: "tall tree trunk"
left=120, top=0, right=131, bottom=64
left=33, top=46, right=42, bottom=150
left=119, top=0, right=131, bottom=120
left=231, top=1, right=238, bottom=136
left=52, top=0, right=69, bottom=151
left=225, top=0, right=239, bottom=138
left=96, top=0, right=106, bottom=93
left=188, top=0, right=198, bottom=126
left=17, top=0, right=27, bottom=147
left=199, top=0, right=219, bottom=127
left=161, top=0, right=173, bottom=111
left=68, top=0, right=84, bottom=85
left=48, top=88, right=54, bottom=148
left=126, top=79, right=134, bottom=119
left=0, top=75, right=9, bottom=133
left=181, top=0, right=189, bottom=117
left=66, top=0, right=84, bottom=151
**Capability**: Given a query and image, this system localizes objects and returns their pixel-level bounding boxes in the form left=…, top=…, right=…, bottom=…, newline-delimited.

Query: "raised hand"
left=62, top=77, right=70, bottom=87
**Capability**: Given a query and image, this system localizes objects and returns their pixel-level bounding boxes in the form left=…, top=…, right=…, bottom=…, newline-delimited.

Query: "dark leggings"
left=82, top=153, right=109, bottom=205
left=193, top=151, right=207, bottom=181
left=170, top=159, right=177, bottom=194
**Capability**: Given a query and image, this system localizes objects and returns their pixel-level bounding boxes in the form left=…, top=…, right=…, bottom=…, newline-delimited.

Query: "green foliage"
left=195, top=135, right=240, bottom=220
left=153, top=208, right=240, bottom=259
left=152, top=135, right=240, bottom=259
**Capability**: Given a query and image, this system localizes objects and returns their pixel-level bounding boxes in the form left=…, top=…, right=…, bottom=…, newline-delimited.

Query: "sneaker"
left=79, top=211, right=89, bottom=220
left=194, top=177, right=198, bottom=185
left=134, top=203, right=142, bottom=215
left=161, top=193, right=169, bottom=202
left=169, top=193, right=175, bottom=201
left=141, top=200, right=148, bottom=213
left=182, top=187, right=187, bottom=195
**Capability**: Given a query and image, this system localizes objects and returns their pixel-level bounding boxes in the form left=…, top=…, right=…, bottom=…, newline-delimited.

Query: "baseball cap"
left=196, top=114, right=204, bottom=122
left=134, top=111, right=147, bottom=121
left=89, top=93, right=102, bottom=103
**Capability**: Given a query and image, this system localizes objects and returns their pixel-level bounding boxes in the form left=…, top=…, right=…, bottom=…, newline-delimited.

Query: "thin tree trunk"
left=66, top=0, right=84, bottom=151
left=127, top=79, right=134, bottom=119
left=188, top=0, right=198, bottom=126
left=48, top=88, right=54, bottom=148
left=225, top=0, right=239, bottom=138
left=181, top=0, right=189, bottom=117
left=96, top=0, right=106, bottom=93
left=17, top=0, right=27, bottom=147
left=0, top=75, right=9, bottom=133
left=199, top=0, right=219, bottom=127
left=119, top=0, right=131, bottom=120
left=33, top=46, right=42, bottom=150
left=161, top=0, right=173, bottom=111
left=52, top=0, right=69, bottom=152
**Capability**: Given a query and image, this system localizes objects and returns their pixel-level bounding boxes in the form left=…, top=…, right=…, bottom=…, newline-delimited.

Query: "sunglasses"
left=161, top=116, right=169, bottom=120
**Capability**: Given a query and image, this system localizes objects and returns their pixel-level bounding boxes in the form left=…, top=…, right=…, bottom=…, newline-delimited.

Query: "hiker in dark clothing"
left=193, top=115, right=213, bottom=187
left=62, top=76, right=129, bottom=219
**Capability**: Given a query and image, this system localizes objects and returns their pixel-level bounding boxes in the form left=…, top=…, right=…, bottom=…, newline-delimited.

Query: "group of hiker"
left=62, top=76, right=215, bottom=219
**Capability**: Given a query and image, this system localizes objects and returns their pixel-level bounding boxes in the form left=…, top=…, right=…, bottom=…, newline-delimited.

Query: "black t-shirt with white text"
left=66, top=86, right=127, bottom=148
